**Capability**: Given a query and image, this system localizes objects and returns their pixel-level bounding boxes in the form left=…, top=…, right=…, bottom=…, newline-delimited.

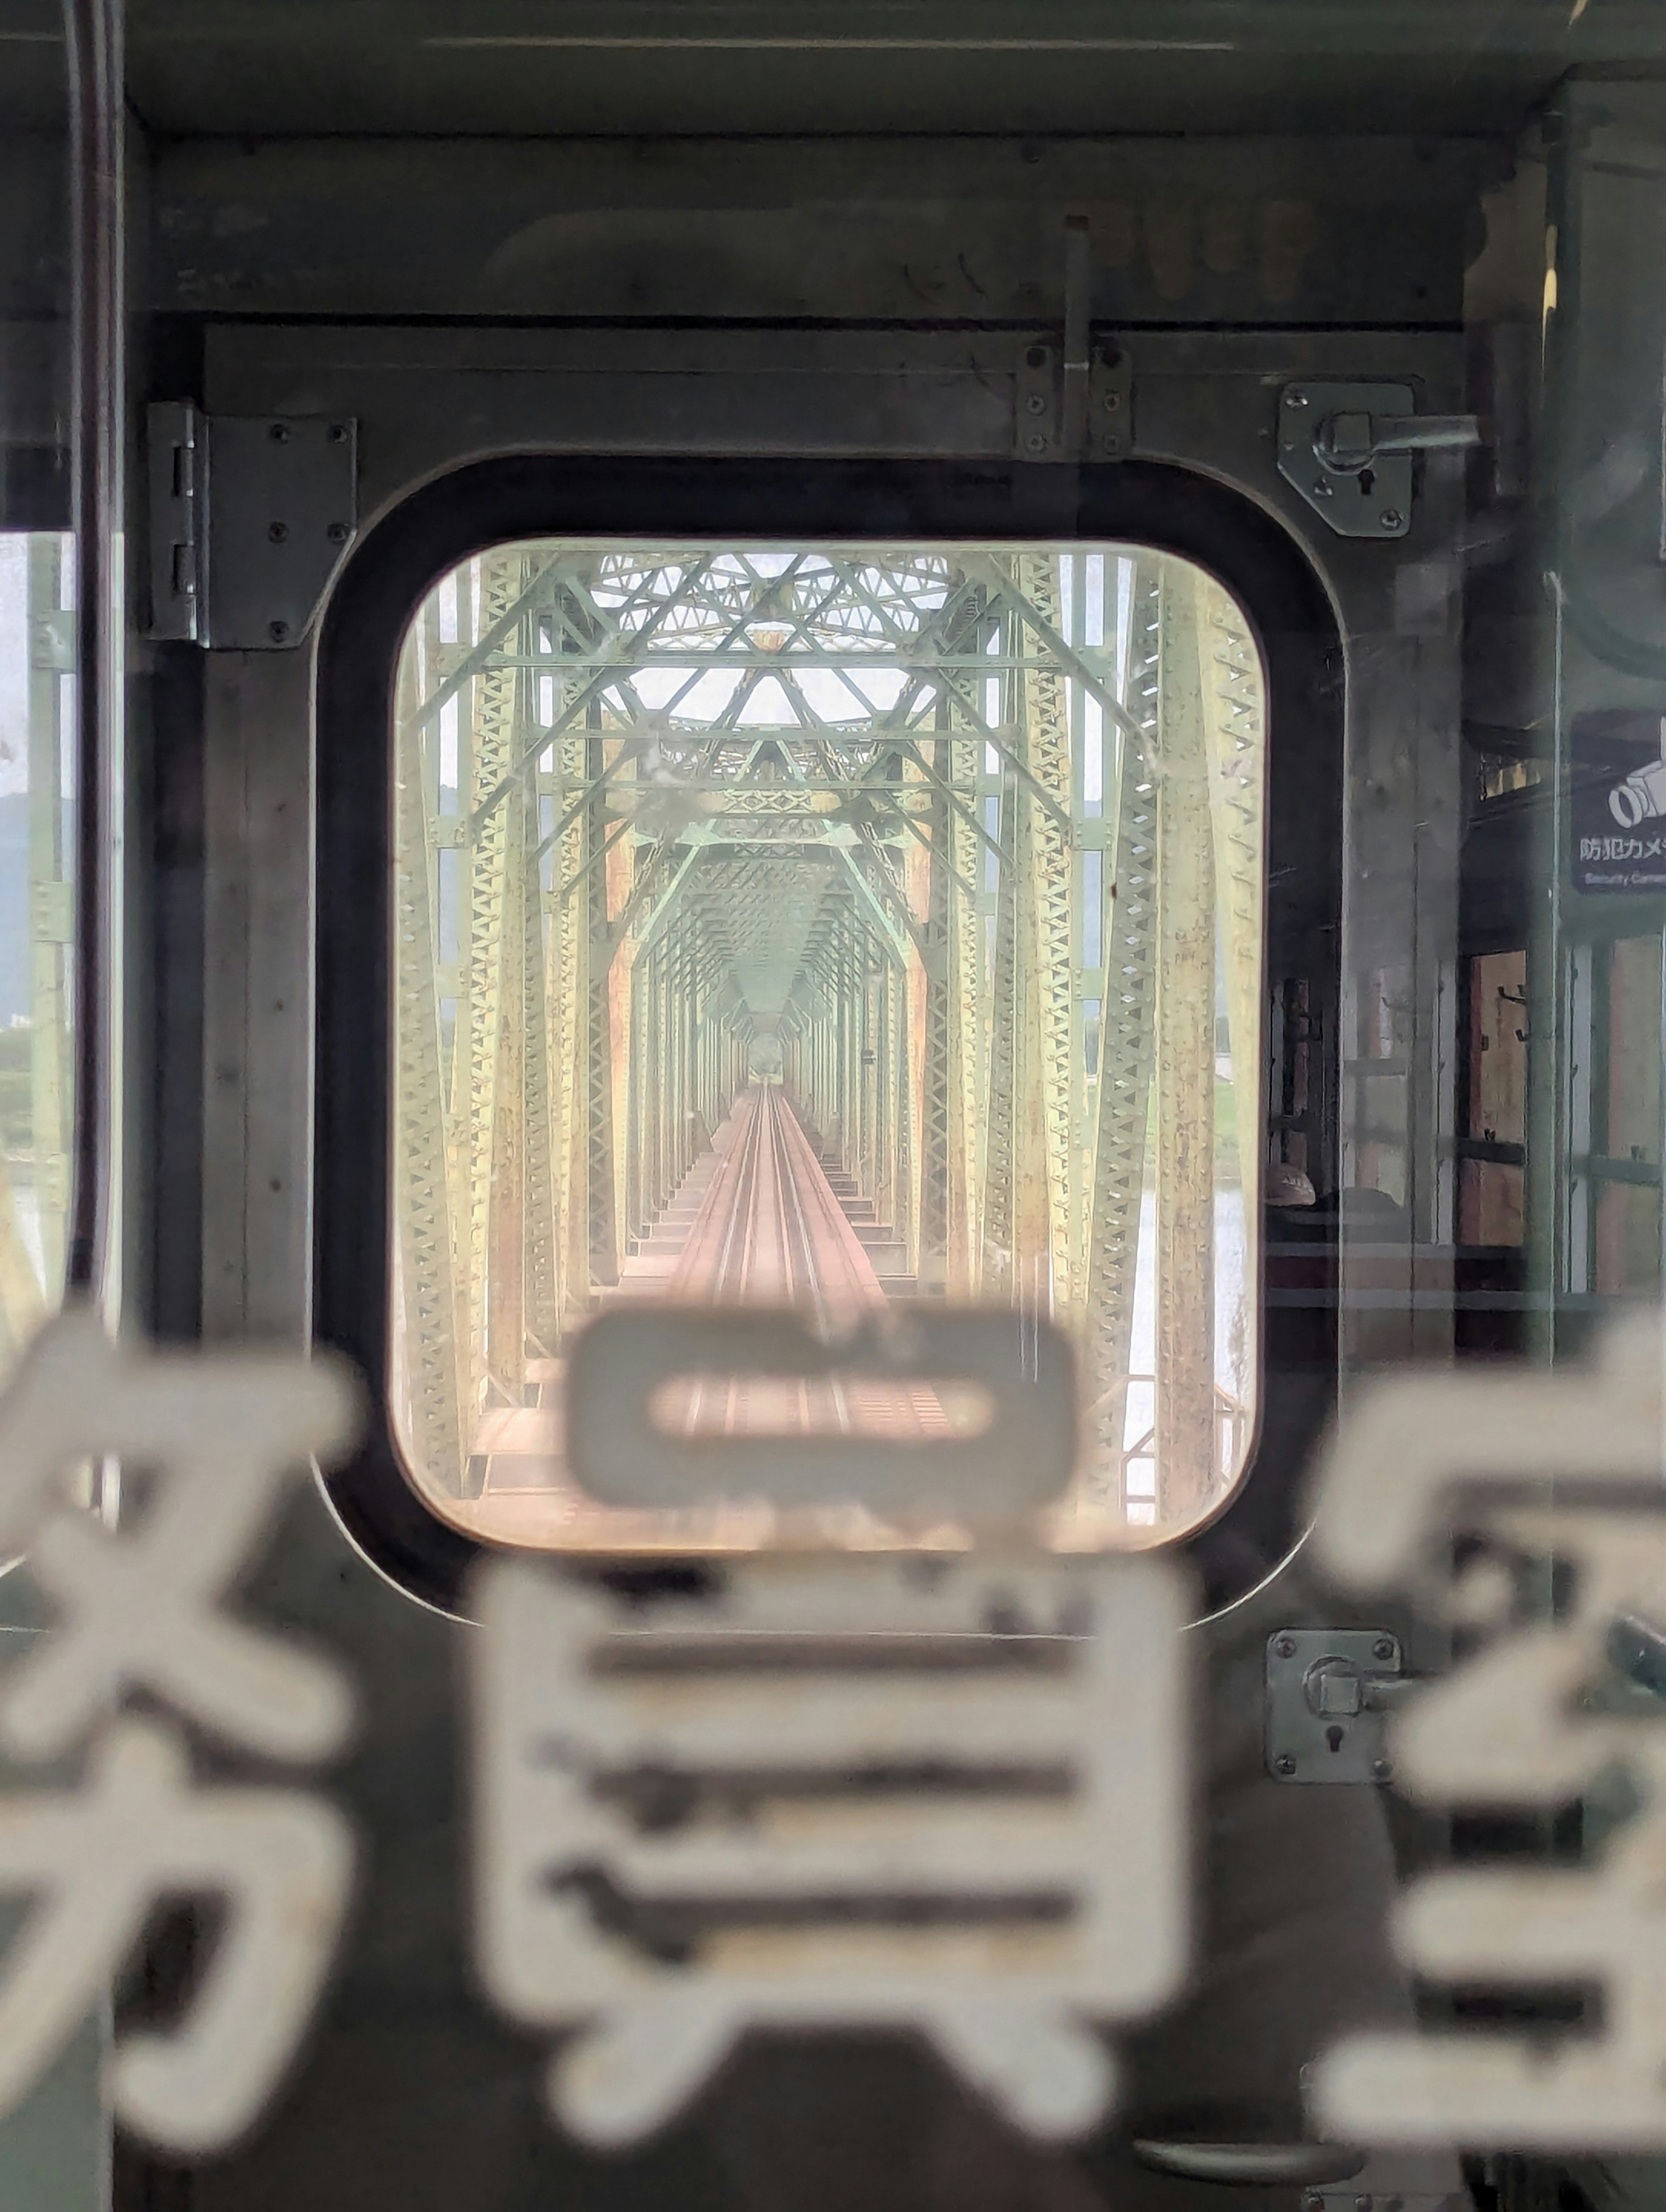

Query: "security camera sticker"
left=1572, top=709, right=1666, bottom=894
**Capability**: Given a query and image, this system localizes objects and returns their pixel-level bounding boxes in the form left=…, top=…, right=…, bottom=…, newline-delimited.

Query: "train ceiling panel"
left=8, top=1, right=1666, bottom=137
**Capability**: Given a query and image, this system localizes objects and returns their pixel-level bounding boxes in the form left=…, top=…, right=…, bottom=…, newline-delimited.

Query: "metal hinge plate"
left=1265, top=1628, right=1403, bottom=1784
left=1015, top=340, right=1132, bottom=463
left=144, top=402, right=359, bottom=649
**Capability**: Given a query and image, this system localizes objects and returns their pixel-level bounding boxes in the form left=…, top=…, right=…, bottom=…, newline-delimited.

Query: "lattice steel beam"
left=390, top=614, right=464, bottom=1488
left=1083, top=557, right=1163, bottom=1505
left=1154, top=563, right=1218, bottom=1525
left=584, top=717, right=620, bottom=1291
left=458, top=551, right=526, bottom=1420
left=1015, top=550, right=1080, bottom=1319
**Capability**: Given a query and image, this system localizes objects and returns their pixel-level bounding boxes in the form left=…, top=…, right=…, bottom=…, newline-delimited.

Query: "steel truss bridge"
left=391, top=540, right=1264, bottom=1541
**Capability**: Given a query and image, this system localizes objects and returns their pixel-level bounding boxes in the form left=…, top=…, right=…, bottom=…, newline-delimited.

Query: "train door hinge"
left=1015, top=340, right=1132, bottom=463
left=1265, top=1628, right=1418, bottom=1783
left=1276, top=381, right=1479, bottom=540
left=1015, top=214, right=1132, bottom=462
left=144, top=402, right=359, bottom=648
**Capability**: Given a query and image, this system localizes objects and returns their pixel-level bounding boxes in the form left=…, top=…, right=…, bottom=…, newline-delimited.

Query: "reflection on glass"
left=1593, top=933, right=1663, bottom=1295
left=1605, top=936, right=1662, bottom=1168
left=389, top=543, right=1266, bottom=1551
left=0, top=533, right=74, bottom=1362
left=1459, top=949, right=1528, bottom=1248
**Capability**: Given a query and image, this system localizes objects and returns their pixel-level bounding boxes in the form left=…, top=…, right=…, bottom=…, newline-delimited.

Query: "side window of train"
left=0, top=536, right=74, bottom=1348
left=381, top=540, right=1269, bottom=1557
left=0, top=36, right=76, bottom=1383
left=1566, top=931, right=1664, bottom=1298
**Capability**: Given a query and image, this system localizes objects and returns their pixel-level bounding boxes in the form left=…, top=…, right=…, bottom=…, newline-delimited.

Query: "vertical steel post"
left=1014, top=552, right=1079, bottom=1318
left=981, top=605, right=1025, bottom=1305
left=459, top=551, right=523, bottom=1417
left=1084, top=556, right=1162, bottom=1509
left=1153, top=564, right=1218, bottom=1523
left=584, top=713, right=619, bottom=1291
left=486, top=760, right=528, bottom=1402
left=390, top=631, right=464, bottom=1486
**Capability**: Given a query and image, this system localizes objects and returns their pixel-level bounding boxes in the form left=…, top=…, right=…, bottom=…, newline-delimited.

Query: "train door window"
left=386, top=540, right=1267, bottom=1554
left=1567, top=931, right=1664, bottom=1297
left=0, top=533, right=74, bottom=1363
left=0, top=16, right=74, bottom=1383
left=1458, top=948, right=1528, bottom=1248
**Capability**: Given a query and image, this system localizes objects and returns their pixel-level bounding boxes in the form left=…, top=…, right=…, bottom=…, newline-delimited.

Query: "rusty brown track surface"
left=668, top=1083, right=885, bottom=1323
left=662, top=1085, right=948, bottom=1442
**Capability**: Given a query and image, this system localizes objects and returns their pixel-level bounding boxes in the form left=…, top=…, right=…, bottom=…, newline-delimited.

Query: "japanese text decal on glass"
left=1310, top=1311, right=1666, bottom=2150
left=473, top=1548, right=1190, bottom=2147
left=0, top=1312, right=360, bottom=2152
left=469, top=1308, right=1192, bottom=2147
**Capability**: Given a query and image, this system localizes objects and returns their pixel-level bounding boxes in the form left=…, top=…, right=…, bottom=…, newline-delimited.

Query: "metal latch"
left=144, top=402, right=359, bottom=649
left=1277, top=382, right=1479, bottom=540
left=1266, top=1629, right=1418, bottom=1783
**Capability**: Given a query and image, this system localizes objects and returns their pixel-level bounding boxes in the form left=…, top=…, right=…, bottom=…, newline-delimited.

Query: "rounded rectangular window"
left=389, top=543, right=1266, bottom=1550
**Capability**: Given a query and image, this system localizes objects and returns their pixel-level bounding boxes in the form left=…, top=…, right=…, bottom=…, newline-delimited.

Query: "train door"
left=9, top=12, right=1666, bottom=2211
left=139, top=154, right=1473, bottom=2211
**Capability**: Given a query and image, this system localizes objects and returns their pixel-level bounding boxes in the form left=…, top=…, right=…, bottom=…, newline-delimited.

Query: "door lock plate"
left=1266, top=1628, right=1403, bottom=1783
left=1278, top=381, right=1414, bottom=540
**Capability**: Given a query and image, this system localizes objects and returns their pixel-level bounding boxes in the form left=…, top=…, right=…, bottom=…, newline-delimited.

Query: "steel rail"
left=669, top=1086, right=881, bottom=1319
left=663, top=1085, right=945, bottom=1443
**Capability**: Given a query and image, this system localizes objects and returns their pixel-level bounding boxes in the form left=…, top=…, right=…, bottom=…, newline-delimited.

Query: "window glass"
left=0, top=544, right=73, bottom=1355
left=1604, top=934, right=1662, bottom=1170
left=1591, top=934, right=1663, bottom=1296
left=0, top=6, right=73, bottom=1371
left=1563, top=932, right=1664, bottom=1298
left=1459, top=949, right=1528, bottom=1249
left=1594, top=1180, right=1661, bottom=1297
left=389, top=542, right=1266, bottom=1551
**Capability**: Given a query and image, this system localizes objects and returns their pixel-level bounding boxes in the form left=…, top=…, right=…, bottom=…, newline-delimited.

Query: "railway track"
left=663, top=1083, right=951, bottom=1442
left=460, top=1085, right=955, bottom=1517
left=668, top=1083, right=884, bottom=1322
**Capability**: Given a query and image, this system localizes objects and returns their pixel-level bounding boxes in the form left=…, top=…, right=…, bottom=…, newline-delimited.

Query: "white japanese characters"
left=0, top=1309, right=361, bottom=2153
left=1309, top=1309, right=1666, bottom=2149
left=473, top=1549, right=1190, bottom=2147
left=1578, top=832, right=1666, bottom=865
